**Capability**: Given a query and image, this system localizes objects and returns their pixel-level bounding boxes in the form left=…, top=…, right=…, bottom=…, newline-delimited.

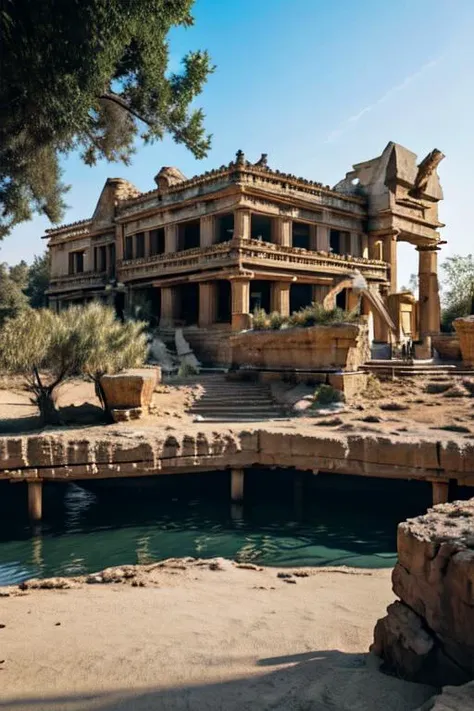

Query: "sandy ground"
left=1, top=371, right=474, bottom=440
left=0, top=560, right=435, bottom=711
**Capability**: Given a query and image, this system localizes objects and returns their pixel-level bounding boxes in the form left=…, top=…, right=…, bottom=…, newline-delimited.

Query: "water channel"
left=0, top=469, right=461, bottom=586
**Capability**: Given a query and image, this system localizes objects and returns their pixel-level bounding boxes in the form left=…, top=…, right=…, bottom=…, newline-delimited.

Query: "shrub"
left=290, top=302, right=358, bottom=328
left=268, top=311, right=285, bottom=330
left=177, top=362, right=199, bottom=378
left=252, top=308, right=269, bottom=330
left=313, top=384, right=344, bottom=406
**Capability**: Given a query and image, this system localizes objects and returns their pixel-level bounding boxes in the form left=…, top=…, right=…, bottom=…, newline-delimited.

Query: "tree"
left=26, top=253, right=50, bottom=308
left=440, top=254, right=474, bottom=331
left=0, top=302, right=148, bottom=425
left=1, top=1, right=214, bottom=238
left=72, top=303, right=148, bottom=414
left=0, top=262, right=30, bottom=326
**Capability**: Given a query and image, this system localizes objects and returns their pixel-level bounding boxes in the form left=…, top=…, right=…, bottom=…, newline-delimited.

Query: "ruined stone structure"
left=44, top=143, right=445, bottom=363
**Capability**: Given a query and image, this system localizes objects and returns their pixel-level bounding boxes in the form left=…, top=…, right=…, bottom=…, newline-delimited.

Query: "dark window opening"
left=216, top=214, right=234, bottom=243
left=108, top=244, right=116, bottom=277
left=250, top=280, right=271, bottom=313
left=330, top=230, right=341, bottom=255
left=178, top=221, right=200, bottom=251
left=290, top=283, right=313, bottom=313
left=136, top=232, right=145, bottom=259
left=94, top=245, right=106, bottom=272
left=251, top=214, right=274, bottom=243
left=68, top=251, right=84, bottom=275
left=292, top=222, right=311, bottom=250
left=336, top=290, right=346, bottom=310
left=150, top=228, right=165, bottom=256
left=179, top=283, right=199, bottom=325
left=216, top=280, right=231, bottom=323
left=124, top=236, right=134, bottom=260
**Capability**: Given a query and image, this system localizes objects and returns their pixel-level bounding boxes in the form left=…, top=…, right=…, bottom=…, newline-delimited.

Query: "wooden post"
left=432, top=480, right=449, bottom=506
left=27, top=481, right=43, bottom=522
left=231, top=468, right=244, bottom=502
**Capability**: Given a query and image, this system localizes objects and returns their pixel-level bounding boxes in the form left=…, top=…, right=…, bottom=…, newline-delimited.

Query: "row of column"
left=24, top=475, right=452, bottom=522
left=121, top=212, right=368, bottom=259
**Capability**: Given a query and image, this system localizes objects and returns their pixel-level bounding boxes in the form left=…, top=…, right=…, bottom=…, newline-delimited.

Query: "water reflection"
left=0, top=470, right=435, bottom=586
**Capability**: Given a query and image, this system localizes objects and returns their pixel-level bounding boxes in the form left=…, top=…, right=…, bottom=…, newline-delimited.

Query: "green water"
left=0, top=470, right=434, bottom=586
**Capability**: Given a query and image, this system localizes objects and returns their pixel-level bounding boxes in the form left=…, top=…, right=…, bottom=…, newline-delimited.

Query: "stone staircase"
left=363, top=360, right=474, bottom=379
left=173, top=374, right=286, bottom=423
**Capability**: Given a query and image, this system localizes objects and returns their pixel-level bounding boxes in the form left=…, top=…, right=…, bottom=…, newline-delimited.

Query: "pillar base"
left=28, top=481, right=43, bottom=522
left=231, top=469, right=244, bottom=503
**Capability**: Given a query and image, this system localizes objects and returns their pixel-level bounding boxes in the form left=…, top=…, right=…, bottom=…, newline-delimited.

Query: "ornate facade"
left=44, top=142, right=445, bottom=363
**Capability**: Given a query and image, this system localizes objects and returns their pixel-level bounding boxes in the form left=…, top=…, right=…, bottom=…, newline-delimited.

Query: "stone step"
left=190, top=405, right=280, bottom=414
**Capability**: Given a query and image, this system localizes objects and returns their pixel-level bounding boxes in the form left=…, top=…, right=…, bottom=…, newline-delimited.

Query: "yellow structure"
left=44, top=143, right=445, bottom=364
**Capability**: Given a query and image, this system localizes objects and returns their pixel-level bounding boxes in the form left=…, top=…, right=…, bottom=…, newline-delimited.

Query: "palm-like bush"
left=0, top=303, right=148, bottom=425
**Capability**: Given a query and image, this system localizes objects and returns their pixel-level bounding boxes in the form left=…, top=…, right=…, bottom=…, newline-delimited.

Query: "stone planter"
left=454, top=316, right=474, bottom=366
left=230, top=322, right=369, bottom=372
left=100, top=367, right=160, bottom=421
left=432, top=333, right=462, bottom=361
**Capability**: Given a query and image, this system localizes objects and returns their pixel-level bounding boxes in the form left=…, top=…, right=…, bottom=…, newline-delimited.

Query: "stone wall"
left=372, top=499, right=474, bottom=686
left=230, top=323, right=369, bottom=371
left=432, top=334, right=462, bottom=362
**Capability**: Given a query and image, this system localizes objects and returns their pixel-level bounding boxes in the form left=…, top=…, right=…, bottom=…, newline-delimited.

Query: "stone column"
left=316, top=225, right=330, bottom=251
left=160, top=287, right=178, bottom=327
left=199, top=282, right=217, bottom=327
left=115, top=225, right=124, bottom=261
left=200, top=216, right=215, bottom=247
left=383, top=236, right=398, bottom=293
left=27, top=481, right=42, bottom=522
left=231, top=469, right=244, bottom=502
left=431, top=480, right=449, bottom=505
left=418, top=245, right=441, bottom=337
left=350, top=233, right=361, bottom=257
left=144, top=231, right=151, bottom=258
left=275, top=217, right=291, bottom=247
left=164, top=224, right=178, bottom=253
left=309, top=225, right=318, bottom=251
left=369, top=237, right=383, bottom=261
left=231, top=278, right=250, bottom=331
left=234, top=209, right=251, bottom=240
left=271, top=282, right=290, bottom=317
left=361, top=234, right=369, bottom=259
left=313, top=284, right=330, bottom=305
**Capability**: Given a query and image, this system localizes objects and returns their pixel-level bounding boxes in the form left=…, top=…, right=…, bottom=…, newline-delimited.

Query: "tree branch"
left=98, top=92, right=152, bottom=126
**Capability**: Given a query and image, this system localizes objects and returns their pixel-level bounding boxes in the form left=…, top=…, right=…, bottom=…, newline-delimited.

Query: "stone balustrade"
left=48, top=270, right=108, bottom=293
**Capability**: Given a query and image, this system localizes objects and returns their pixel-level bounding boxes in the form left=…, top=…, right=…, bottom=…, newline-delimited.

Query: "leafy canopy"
left=1, top=0, right=214, bottom=238
left=440, top=254, right=474, bottom=330
left=0, top=261, right=30, bottom=325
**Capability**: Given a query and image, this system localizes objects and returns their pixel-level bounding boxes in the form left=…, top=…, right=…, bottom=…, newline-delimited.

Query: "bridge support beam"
left=231, top=468, right=244, bottom=503
left=431, top=480, right=449, bottom=506
left=27, top=480, right=43, bottom=522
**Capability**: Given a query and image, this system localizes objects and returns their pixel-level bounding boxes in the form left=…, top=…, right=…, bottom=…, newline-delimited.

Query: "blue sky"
left=2, top=0, right=473, bottom=286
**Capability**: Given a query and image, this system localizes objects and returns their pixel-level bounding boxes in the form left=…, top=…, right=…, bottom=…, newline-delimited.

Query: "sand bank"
left=0, top=559, right=435, bottom=711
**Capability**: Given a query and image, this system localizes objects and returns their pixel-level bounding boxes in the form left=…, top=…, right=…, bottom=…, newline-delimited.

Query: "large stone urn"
left=453, top=316, right=474, bottom=366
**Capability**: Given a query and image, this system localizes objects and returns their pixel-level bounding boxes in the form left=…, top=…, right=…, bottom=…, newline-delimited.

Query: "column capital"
left=416, top=243, right=441, bottom=252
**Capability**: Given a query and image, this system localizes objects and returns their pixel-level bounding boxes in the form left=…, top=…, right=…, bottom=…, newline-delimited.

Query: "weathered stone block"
left=100, top=368, right=159, bottom=413
left=454, top=317, right=474, bottom=367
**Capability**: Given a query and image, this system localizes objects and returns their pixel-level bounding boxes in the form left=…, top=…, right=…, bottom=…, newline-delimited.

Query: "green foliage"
left=250, top=302, right=358, bottom=331
left=268, top=311, right=285, bottom=330
left=0, top=302, right=147, bottom=423
left=26, top=254, right=50, bottom=308
left=252, top=308, right=269, bottom=330
left=0, top=262, right=30, bottom=326
left=313, top=384, right=344, bottom=406
left=177, top=362, right=199, bottom=378
left=0, top=1, right=214, bottom=237
left=440, top=254, right=474, bottom=331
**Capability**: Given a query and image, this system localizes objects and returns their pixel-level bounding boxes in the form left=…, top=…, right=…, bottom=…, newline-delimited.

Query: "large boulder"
left=372, top=499, right=474, bottom=686
left=100, top=368, right=160, bottom=420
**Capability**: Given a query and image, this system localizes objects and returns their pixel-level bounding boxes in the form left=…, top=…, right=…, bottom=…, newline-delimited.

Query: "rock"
left=372, top=499, right=474, bottom=686
left=361, top=415, right=382, bottom=423
left=417, top=682, right=474, bottom=711
left=100, top=368, right=159, bottom=416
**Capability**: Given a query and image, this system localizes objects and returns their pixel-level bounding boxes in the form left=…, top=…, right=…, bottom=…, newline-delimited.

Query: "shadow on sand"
left=0, top=650, right=435, bottom=711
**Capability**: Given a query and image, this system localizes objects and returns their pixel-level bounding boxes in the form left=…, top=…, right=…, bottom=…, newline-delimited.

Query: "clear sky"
left=2, top=0, right=473, bottom=287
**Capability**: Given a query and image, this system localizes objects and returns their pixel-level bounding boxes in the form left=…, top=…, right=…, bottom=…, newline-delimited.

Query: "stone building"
left=44, top=142, right=445, bottom=364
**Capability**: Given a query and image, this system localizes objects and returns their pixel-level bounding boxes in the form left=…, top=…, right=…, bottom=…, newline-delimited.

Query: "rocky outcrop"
left=231, top=323, right=369, bottom=371
left=372, top=499, right=474, bottom=686
left=417, top=682, right=474, bottom=711
left=454, top=317, right=474, bottom=367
